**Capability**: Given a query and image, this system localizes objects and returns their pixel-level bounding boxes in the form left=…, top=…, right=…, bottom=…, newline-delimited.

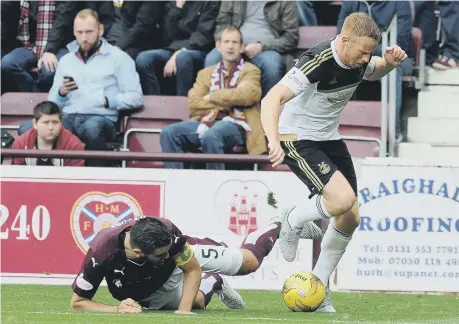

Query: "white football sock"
left=199, top=273, right=219, bottom=295
left=313, top=219, right=352, bottom=286
left=288, top=194, right=332, bottom=228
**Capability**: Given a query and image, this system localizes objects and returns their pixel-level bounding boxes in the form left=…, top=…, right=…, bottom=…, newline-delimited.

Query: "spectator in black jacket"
left=135, top=1, right=220, bottom=96
left=1, top=1, right=66, bottom=93
left=37, top=0, right=162, bottom=73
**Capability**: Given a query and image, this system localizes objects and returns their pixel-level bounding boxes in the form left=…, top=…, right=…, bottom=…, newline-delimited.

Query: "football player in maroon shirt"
left=71, top=214, right=321, bottom=314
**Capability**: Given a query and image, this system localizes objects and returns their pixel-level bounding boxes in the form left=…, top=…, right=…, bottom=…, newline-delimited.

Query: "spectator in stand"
left=1, top=1, right=66, bottom=93
left=12, top=101, right=85, bottom=167
left=160, top=25, right=267, bottom=170
left=296, top=1, right=317, bottom=27
left=136, top=1, right=220, bottom=96
left=39, top=0, right=162, bottom=69
left=205, top=1, right=299, bottom=97
left=21, top=9, right=143, bottom=167
left=414, top=1, right=459, bottom=70
left=338, top=1, right=414, bottom=142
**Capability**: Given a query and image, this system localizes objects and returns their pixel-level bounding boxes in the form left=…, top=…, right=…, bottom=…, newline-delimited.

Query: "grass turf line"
left=1, top=285, right=459, bottom=324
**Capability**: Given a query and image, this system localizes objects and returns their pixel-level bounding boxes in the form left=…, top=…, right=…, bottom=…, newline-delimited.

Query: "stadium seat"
left=124, top=96, right=190, bottom=168
left=339, top=100, right=382, bottom=157
left=295, top=26, right=337, bottom=58
left=124, top=96, right=250, bottom=168
left=1, top=92, right=47, bottom=127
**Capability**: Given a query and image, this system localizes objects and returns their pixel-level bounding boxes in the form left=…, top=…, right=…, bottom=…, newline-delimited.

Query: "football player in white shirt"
left=260, top=12, right=407, bottom=313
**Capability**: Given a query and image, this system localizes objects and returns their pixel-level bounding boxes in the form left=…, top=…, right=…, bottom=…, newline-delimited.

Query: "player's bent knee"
left=343, top=199, right=360, bottom=228
left=323, top=172, right=356, bottom=216
left=335, top=198, right=360, bottom=233
left=324, top=188, right=355, bottom=216
left=237, top=249, right=260, bottom=275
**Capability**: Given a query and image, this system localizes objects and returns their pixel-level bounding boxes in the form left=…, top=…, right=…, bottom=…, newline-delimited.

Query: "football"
left=282, top=271, right=326, bottom=312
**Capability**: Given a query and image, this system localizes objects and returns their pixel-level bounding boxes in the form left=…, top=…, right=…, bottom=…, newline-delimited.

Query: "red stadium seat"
left=124, top=95, right=249, bottom=168
left=124, top=96, right=189, bottom=168
left=339, top=101, right=381, bottom=138
left=339, top=100, right=382, bottom=157
left=0, top=92, right=48, bottom=127
left=295, top=26, right=337, bottom=58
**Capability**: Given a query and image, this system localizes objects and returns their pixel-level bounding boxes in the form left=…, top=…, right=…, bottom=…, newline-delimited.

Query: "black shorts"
left=280, top=137, right=357, bottom=198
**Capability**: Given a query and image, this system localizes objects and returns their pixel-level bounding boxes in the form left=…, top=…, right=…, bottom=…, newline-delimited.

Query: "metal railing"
left=122, top=127, right=264, bottom=170
left=341, top=135, right=383, bottom=157
left=416, top=48, right=427, bottom=90
left=1, top=149, right=272, bottom=165
left=121, top=127, right=161, bottom=168
left=0, top=125, right=20, bottom=131
left=121, top=129, right=383, bottom=168
left=381, top=16, right=427, bottom=155
left=381, top=16, right=398, bottom=157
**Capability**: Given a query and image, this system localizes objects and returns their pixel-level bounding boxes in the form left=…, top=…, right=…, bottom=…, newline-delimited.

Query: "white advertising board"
left=0, top=166, right=313, bottom=290
left=336, top=160, right=459, bottom=293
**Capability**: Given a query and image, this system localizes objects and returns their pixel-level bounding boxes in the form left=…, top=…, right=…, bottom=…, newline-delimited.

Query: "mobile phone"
left=63, top=76, right=78, bottom=90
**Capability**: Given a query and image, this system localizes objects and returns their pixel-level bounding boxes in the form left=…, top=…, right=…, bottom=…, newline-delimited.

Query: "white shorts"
left=140, top=244, right=243, bottom=310
left=193, top=244, right=243, bottom=276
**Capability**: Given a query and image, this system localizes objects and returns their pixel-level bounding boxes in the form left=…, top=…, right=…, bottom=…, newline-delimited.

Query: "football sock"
left=287, top=194, right=332, bottom=228
left=240, top=222, right=281, bottom=264
left=312, top=219, right=352, bottom=286
left=200, top=273, right=223, bottom=306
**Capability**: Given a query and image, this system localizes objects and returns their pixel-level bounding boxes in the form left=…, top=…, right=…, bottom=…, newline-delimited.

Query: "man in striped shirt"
left=260, top=12, right=407, bottom=313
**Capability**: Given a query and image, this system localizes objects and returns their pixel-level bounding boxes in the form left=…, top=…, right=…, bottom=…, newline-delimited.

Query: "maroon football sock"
left=240, top=222, right=281, bottom=264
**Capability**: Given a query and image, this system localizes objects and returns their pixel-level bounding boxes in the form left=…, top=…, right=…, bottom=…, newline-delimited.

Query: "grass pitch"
left=2, top=285, right=459, bottom=324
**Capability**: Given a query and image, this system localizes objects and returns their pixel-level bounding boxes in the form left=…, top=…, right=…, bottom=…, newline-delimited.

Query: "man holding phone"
left=44, top=8, right=143, bottom=166
left=61, top=76, right=78, bottom=92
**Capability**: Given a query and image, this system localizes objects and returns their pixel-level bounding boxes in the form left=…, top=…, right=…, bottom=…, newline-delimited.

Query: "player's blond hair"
left=75, top=9, right=100, bottom=23
left=342, top=12, right=381, bottom=42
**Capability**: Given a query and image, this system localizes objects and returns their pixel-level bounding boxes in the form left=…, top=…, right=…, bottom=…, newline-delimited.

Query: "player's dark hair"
left=33, top=101, right=62, bottom=121
left=129, top=217, right=171, bottom=254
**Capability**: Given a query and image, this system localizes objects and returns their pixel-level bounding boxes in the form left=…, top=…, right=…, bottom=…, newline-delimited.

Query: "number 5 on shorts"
left=201, top=248, right=220, bottom=259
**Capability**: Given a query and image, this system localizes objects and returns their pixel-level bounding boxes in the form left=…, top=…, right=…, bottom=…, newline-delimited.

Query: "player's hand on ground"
left=117, top=298, right=142, bottom=313
left=268, top=141, right=285, bottom=168
left=174, top=310, right=196, bottom=315
left=384, top=45, right=407, bottom=67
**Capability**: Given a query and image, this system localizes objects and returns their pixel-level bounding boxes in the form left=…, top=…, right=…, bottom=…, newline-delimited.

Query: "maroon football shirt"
left=72, top=218, right=186, bottom=302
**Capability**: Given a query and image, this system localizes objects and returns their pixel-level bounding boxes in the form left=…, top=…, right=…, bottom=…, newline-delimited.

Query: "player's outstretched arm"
left=176, top=244, right=202, bottom=314
left=70, top=293, right=142, bottom=313
left=261, top=84, right=295, bottom=167
left=364, top=45, right=408, bottom=81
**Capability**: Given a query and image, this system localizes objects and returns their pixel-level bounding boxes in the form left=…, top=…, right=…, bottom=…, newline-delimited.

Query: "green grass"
left=2, top=285, right=459, bottom=324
